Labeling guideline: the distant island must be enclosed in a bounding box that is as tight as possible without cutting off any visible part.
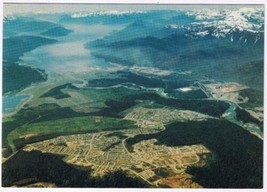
[41,26,73,37]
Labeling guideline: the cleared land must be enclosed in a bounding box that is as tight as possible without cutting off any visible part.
[24,130,212,188]
[198,81,248,103]
[123,106,215,128]
[2,70,263,188]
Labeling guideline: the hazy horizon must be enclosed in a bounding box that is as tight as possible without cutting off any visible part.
[3,3,264,16]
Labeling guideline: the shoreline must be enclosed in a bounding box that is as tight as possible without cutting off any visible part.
[3,94,33,118]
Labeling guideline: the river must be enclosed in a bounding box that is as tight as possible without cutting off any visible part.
[20,23,124,75]
[223,101,263,139]
[3,21,125,114]
[3,94,30,114]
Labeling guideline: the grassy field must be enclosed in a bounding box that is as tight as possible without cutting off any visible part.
[79,86,146,102]
[7,116,137,151]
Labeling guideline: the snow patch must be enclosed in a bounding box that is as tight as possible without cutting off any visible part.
[186,9,222,20]
[167,24,179,29]
[195,30,209,37]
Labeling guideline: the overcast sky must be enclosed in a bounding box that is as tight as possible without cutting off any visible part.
[3,3,264,15]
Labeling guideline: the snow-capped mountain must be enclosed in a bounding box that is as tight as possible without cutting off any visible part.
[71,10,146,18]
[164,7,264,45]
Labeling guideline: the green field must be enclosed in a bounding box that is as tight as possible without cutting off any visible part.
[7,116,137,151]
